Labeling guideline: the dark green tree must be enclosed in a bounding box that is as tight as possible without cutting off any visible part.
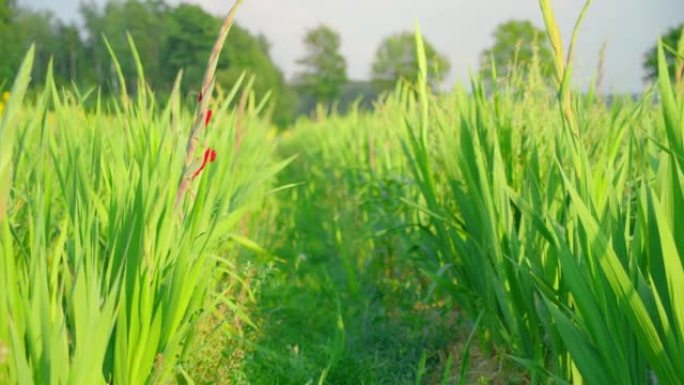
[295,25,348,102]
[162,4,217,90]
[0,0,19,83]
[479,20,553,82]
[80,0,170,92]
[52,23,87,84]
[371,32,449,92]
[164,4,295,126]
[5,9,79,85]
[12,9,57,84]
[643,24,684,82]
[0,2,91,87]
[218,28,297,126]
[0,0,13,22]
[0,0,295,125]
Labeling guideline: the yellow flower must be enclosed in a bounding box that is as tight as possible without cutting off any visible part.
[0,102,4,115]
[1,92,9,102]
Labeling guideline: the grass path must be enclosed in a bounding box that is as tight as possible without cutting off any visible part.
[233,138,515,385]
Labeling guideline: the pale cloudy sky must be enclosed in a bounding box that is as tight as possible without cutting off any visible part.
[18,0,684,93]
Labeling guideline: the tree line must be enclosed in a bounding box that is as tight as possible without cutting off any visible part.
[0,0,681,126]
[0,0,298,125]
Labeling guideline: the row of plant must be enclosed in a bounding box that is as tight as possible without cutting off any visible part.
[258,2,684,383]
[0,2,293,383]
[396,2,684,383]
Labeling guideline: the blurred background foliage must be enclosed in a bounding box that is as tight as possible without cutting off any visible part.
[0,0,681,127]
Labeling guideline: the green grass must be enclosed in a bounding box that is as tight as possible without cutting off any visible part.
[0,41,285,384]
[1,1,684,384]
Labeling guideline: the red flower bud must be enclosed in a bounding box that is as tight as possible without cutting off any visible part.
[191,147,217,180]
[204,109,213,128]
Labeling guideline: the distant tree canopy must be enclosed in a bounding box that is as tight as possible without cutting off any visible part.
[84,1,294,125]
[479,20,553,82]
[0,8,84,86]
[0,0,14,22]
[0,0,19,82]
[371,32,450,92]
[295,25,348,103]
[643,24,684,82]
[0,0,295,126]
[213,15,297,126]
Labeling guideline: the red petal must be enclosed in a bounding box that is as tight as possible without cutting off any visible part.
[204,109,213,127]
[191,149,212,180]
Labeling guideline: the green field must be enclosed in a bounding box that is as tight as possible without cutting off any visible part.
[1,1,684,384]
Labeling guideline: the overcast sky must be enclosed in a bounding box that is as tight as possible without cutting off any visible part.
[18,0,684,93]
